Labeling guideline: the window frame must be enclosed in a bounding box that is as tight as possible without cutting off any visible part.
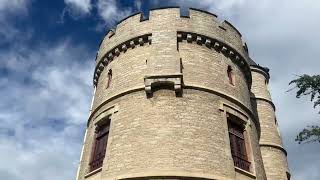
[219,103,255,176]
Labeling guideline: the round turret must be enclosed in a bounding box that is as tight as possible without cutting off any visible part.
[76,7,289,180]
[250,64,290,180]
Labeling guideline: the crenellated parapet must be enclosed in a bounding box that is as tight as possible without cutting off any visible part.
[93,7,252,86]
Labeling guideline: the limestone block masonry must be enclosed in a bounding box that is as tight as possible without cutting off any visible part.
[76,7,290,180]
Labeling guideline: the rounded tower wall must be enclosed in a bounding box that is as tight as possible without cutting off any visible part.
[93,42,151,109]
[260,146,289,180]
[86,90,265,180]
[255,100,282,145]
[250,67,290,180]
[178,40,251,109]
[77,7,275,180]
[250,68,271,101]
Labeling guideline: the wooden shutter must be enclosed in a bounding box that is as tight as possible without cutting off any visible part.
[227,119,250,171]
[89,122,110,172]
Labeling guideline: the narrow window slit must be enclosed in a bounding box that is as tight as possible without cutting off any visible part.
[227,65,234,85]
[106,69,112,89]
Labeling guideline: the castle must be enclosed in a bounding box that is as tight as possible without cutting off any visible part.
[76,8,290,180]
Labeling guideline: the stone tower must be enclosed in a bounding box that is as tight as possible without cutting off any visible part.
[76,7,290,180]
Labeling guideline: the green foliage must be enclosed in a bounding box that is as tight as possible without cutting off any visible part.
[295,126,320,144]
[289,74,320,111]
[289,74,320,144]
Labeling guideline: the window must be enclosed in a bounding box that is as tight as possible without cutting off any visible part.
[89,120,110,172]
[106,69,112,88]
[227,65,234,85]
[227,115,250,171]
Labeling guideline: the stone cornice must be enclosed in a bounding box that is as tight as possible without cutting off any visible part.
[259,142,288,156]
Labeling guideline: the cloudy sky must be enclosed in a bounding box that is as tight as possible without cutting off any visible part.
[0,0,319,180]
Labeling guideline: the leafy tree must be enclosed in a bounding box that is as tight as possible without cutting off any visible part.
[289,74,320,144]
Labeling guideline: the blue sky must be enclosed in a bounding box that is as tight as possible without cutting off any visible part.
[0,0,319,180]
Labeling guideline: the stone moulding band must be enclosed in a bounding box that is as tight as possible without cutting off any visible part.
[88,85,259,133]
[177,31,252,87]
[259,142,288,156]
[93,34,152,86]
[111,170,235,180]
[251,96,276,111]
[88,86,145,126]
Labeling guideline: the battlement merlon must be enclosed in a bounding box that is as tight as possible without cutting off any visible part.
[95,7,250,64]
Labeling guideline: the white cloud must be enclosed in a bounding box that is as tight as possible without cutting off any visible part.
[0,1,319,180]
[64,0,92,14]
[135,0,142,11]
[60,0,92,23]
[97,0,133,25]
[0,0,28,13]
[62,0,134,25]
[0,0,30,44]
[0,39,94,180]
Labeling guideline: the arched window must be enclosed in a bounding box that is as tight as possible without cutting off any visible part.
[227,65,234,85]
[106,69,112,88]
